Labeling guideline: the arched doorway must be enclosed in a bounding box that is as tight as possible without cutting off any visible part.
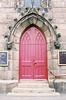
[19,25,48,80]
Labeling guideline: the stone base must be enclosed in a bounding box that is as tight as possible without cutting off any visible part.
[7,80,60,96]
[0,79,66,94]
[0,80,18,93]
[49,79,66,93]
[8,92,60,97]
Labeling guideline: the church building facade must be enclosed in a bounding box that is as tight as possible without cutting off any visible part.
[0,0,66,94]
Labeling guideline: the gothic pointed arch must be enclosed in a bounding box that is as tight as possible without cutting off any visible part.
[9,9,57,44]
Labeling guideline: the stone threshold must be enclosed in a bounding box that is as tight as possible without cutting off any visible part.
[0,80,18,84]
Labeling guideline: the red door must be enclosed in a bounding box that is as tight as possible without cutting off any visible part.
[19,26,48,80]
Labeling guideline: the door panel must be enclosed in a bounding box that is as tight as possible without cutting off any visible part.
[19,26,48,80]
[20,31,33,79]
[33,30,47,79]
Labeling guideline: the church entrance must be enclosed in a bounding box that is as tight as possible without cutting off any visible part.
[19,26,48,80]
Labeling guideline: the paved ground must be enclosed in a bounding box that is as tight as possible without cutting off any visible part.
[0,93,66,100]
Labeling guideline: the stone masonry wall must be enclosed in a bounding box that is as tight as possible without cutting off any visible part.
[51,0,66,77]
[0,0,20,80]
[0,0,66,80]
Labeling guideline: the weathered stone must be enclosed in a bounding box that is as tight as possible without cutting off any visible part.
[1,0,15,8]
[52,50,58,59]
[29,18,35,24]
[17,25,24,34]
[48,60,53,70]
[0,80,18,93]
[0,43,6,50]
[0,8,15,13]
[50,42,55,50]
[32,18,37,24]
[36,20,43,28]
[5,71,13,80]
[0,24,8,35]
[0,67,5,71]
[44,30,51,37]
[60,69,66,74]
[6,83,18,93]
[54,81,64,92]
[0,13,18,24]
[47,43,51,51]
[22,20,30,29]
[48,59,60,71]
[7,60,13,71]
[0,2,2,7]
[53,18,66,24]
[0,83,6,93]
[52,70,59,75]
[59,36,66,42]
[0,13,7,23]
[42,25,48,33]
[13,43,19,51]
[28,17,37,25]
[53,8,66,13]
[8,51,13,60]
[45,12,53,19]
[0,71,5,80]
[13,71,19,80]
[13,60,19,71]
[14,30,21,39]
[4,67,9,71]
[47,51,52,60]
[56,29,66,35]
[57,24,66,30]
[16,0,24,8]
[60,66,66,70]
[53,13,66,18]
[14,37,20,43]
[52,59,60,70]
[52,0,66,8]
[49,79,55,88]
[0,36,8,42]
[48,71,55,79]
[21,0,24,7]
[12,51,19,60]
[63,43,66,49]
[47,37,53,43]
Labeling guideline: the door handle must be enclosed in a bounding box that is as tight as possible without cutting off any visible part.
[34,62,36,64]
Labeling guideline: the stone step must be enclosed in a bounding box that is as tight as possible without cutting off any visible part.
[8,92,60,96]
[7,80,60,97]
[20,80,48,83]
[18,83,49,88]
[12,87,55,93]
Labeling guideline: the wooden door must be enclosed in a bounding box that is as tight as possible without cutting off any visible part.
[19,26,48,80]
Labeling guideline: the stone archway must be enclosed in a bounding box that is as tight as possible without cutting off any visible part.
[8,12,58,80]
[9,13,57,43]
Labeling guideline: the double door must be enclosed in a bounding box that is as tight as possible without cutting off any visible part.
[19,26,47,80]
